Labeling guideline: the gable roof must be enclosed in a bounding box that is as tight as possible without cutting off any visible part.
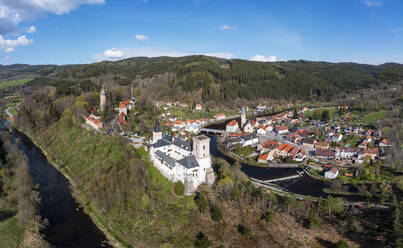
[155,150,176,167]
[178,155,199,169]
[227,119,238,127]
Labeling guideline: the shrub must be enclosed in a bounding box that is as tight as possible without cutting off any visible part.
[194,232,212,248]
[210,205,223,222]
[261,211,274,223]
[174,181,184,196]
[335,240,349,248]
[194,191,208,214]
[237,224,251,237]
[307,214,320,229]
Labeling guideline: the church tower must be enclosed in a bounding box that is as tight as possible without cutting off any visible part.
[241,106,246,127]
[100,88,106,111]
[152,123,162,144]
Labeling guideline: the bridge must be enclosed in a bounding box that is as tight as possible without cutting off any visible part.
[250,170,304,184]
[201,128,226,135]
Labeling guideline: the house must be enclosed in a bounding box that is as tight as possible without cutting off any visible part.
[226,120,239,133]
[118,112,129,125]
[118,103,128,115]
[223,137,241,149]
[365,136,372,143]
[324,167,339,179]
[379,139,391,148]
[276,126,289,134]
[149,127,215,195]
[289,146,300,157]
[241,133,259,146]
[243,121,254,133]
[214,113,226,120]
[257,104,267,111]
[331,133,343,142]
[195,104,202,111]
[335,147,359,160]
[288,133,302,144]
[249,120,258,128]
[257,125,269,135]
[86,114,103,129]
[315,142,329,149]
[302,138,316,148]
[364,148,379,160]
[358,140,368,149]
[258,153,269,164]
[315,149,335,159]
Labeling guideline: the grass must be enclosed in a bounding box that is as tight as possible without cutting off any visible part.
[361,110,387,125]
[0,216,24,248]
[0,79,31,89]
[35,117,196,247]
[234,146,255,157]
[304,107,337,119]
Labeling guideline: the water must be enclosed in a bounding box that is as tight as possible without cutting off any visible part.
[1,120,112,248]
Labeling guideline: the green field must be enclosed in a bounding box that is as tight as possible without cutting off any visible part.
[0,216,24,248]
[361,110,387,125]
[0,79,31,89]
[165,106,238,120]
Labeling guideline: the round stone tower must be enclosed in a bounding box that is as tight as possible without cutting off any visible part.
[100,88,106,111]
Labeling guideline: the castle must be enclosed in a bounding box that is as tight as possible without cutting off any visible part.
[149,124,215,195]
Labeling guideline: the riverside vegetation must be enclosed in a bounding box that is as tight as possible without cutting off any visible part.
[0,130,50,248]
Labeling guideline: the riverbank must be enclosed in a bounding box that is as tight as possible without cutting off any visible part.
[14,126,127,248]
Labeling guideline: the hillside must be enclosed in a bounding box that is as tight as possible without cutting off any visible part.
[2,56,403,105]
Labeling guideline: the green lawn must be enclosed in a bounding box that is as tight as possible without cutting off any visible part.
[234,146,255,157]
[361,110,387,125]
[0,216,24,248]
[0,79,31,89]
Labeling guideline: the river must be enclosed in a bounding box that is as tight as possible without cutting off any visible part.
[0,120,112,248]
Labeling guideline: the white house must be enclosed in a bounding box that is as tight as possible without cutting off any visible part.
[324,167,339,179]
[242,121,254,133]
[332,133,343,142]
[276,126,289,135]
[241,133,259,146]
[86,114,103,130]
[214,113,226,120]
[226,120,239,133]
[149,125,215,195]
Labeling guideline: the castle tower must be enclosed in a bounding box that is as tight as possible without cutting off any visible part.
[100,88,106,111]
[152,123,162,144]
[192,135,210,160]
[241,106,246,127]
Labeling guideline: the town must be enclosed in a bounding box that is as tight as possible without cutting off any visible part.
[80,87,392,194]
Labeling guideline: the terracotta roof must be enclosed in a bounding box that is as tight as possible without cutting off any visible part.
[118,112,129,125]
[119,103,127,108]
[284,144,293,153]
[215,113,225,117]
[259,153,269,161]
[277,143,287,151]
[227,120,238,127]
[277,126,288,131]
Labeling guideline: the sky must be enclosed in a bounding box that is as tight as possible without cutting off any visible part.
[0,0,403,65]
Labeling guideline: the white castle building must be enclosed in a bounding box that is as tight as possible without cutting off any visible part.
[149,124,215,195]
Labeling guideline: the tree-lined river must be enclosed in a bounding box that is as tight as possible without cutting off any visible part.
[1,120,112,248]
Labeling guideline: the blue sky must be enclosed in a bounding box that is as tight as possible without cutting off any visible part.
[0,0,402,65]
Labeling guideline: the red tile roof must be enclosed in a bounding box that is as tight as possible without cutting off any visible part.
[227,120,238,127]
[258,153,269,161]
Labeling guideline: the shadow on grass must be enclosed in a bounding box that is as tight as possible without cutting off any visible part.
[315,237,335,248]
[0,210,16,222]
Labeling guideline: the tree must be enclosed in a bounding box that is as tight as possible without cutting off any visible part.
[307,213,320,229]
[327,196,344,218]
[194,191,208,216]
[261,210,274,223]
[210,204,223,222]
[174,181,184,196]
[335,240,349,248]
[194,232,212,248]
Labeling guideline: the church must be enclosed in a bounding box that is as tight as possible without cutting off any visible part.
[149,124,215,195]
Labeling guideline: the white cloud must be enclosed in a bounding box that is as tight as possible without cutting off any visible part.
[27,25,36,33]
[250,54,276,62]
[219,24,236,30]
[0,0,105,34]
[362,1,383,7]
[0,35,33,52]
[103,48,124,59]
[94,47,234,61]
[135,34,148,41]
